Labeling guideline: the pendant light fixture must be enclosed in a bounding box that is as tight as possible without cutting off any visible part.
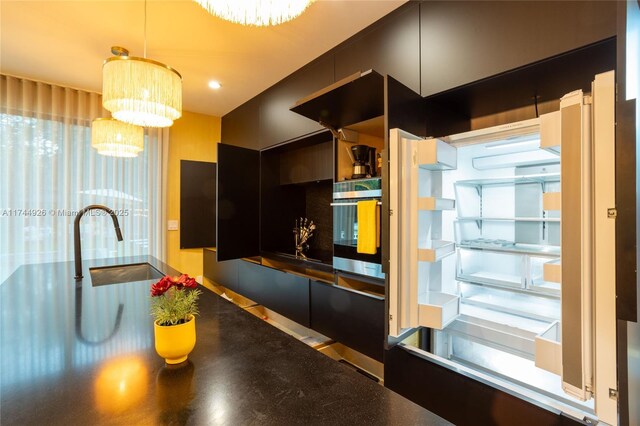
[91,118,144,157]
[102,1,182,127]
[194,0,313,26]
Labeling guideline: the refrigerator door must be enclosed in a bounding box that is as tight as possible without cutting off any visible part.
[389,129,421,337]
[591,71,617,426]
[389,129,460,338]
[558,71,618,424]
[559,88,593,401]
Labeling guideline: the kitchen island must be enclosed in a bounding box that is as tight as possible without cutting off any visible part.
[0,256,449,425]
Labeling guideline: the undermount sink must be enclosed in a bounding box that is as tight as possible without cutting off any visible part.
[89,263,164,286]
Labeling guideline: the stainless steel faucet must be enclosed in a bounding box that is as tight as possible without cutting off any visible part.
[74,205,123,279]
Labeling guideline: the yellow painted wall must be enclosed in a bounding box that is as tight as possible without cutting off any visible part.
[167,110,221,279]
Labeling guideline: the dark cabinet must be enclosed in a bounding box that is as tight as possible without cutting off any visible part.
[260,131,334,261]
[221,97,260,149]
[238,261,310,327]
[419,1,617,97]
[277,134,333,185]
[334,3,420,95]
[203,248,239,293]
[259,56,334,149]
[216,144,260,261]
[310,280,385,362]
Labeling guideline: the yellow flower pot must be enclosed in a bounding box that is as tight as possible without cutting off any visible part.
[153,315,196,364]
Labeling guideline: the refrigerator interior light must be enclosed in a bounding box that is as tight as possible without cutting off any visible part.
[485,138,540,150]
[444,117,540,147]
[472,149,559,170]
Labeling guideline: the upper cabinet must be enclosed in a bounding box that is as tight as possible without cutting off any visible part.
[221,97,260,150]
[259,56,334,149]
[334,2,420,94]
[420,1,617,97]
[290,70,384,130]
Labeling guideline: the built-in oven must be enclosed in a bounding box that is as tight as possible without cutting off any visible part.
[331,177,384,279]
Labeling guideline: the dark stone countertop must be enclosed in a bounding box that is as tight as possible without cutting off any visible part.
[0,256,449,425]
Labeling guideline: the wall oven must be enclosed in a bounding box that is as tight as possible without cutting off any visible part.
[331,177,384,279]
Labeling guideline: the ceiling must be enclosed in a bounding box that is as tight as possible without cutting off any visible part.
[0,0,405,117]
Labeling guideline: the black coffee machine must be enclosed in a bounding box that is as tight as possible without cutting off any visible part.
[351,145,377,179]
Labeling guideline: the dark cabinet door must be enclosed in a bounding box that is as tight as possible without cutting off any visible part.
[278,137,333,185]
[238,261,310,327]
[310,280,385,361]
[203,249,239,293]
[221,97,260,150]
[420,1,616,97]
[259,56,334,149]
[180,160,216,249]
[334,3,420,95]
[216,144,260,261]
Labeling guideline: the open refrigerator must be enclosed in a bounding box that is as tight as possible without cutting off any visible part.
[389,71,618,424]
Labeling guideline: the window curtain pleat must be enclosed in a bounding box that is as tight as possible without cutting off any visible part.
[0,74,167,284]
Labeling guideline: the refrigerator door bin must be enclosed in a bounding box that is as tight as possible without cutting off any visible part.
[417,138,457,170]
[418,197,455,211]
[535,321,562,375]
[418,240,455,262]
[417,291,460,330]
[540,110,561,154]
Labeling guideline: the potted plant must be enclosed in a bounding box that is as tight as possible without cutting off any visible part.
[150,274,201,364]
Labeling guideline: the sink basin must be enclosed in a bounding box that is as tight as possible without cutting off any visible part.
[89,263,164,286]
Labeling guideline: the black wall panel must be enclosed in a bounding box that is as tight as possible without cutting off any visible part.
[180,160,216,249]
[420,1,617,97]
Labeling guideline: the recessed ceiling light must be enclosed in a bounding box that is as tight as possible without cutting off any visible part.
[208,81,221,89]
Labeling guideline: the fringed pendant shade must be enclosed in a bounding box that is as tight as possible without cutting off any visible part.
[102,56,182,128]
[194,0,313,26]
[91,118,144,157]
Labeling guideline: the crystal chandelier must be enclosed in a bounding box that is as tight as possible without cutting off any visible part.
[91,118,144,157]
[194,0,313,26]
[102,46,182,128]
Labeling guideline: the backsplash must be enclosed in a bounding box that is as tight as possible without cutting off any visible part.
[305,181,333,256]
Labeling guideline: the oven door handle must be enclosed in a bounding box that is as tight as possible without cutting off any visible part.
[330,201,382,206]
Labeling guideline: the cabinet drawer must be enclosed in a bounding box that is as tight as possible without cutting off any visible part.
[238,261,310,327]
[203,249,239,292]
[310,280,384,361]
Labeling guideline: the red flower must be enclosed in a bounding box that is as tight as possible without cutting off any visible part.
[176,274,198,289]
[151,276,174,296]
[150,274,198,296]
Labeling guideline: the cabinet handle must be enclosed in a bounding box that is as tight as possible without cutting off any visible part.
[330,202,382,207]
[332,283,385,300]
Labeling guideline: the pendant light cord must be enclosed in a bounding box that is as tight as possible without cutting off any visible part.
[143,0,147,58]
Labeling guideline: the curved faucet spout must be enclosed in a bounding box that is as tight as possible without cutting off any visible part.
[74,204,124,280]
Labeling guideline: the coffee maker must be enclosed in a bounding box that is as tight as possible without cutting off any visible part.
[351,145,377,179]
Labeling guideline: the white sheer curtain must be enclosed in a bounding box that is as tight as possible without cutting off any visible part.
[0,75,167,283]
